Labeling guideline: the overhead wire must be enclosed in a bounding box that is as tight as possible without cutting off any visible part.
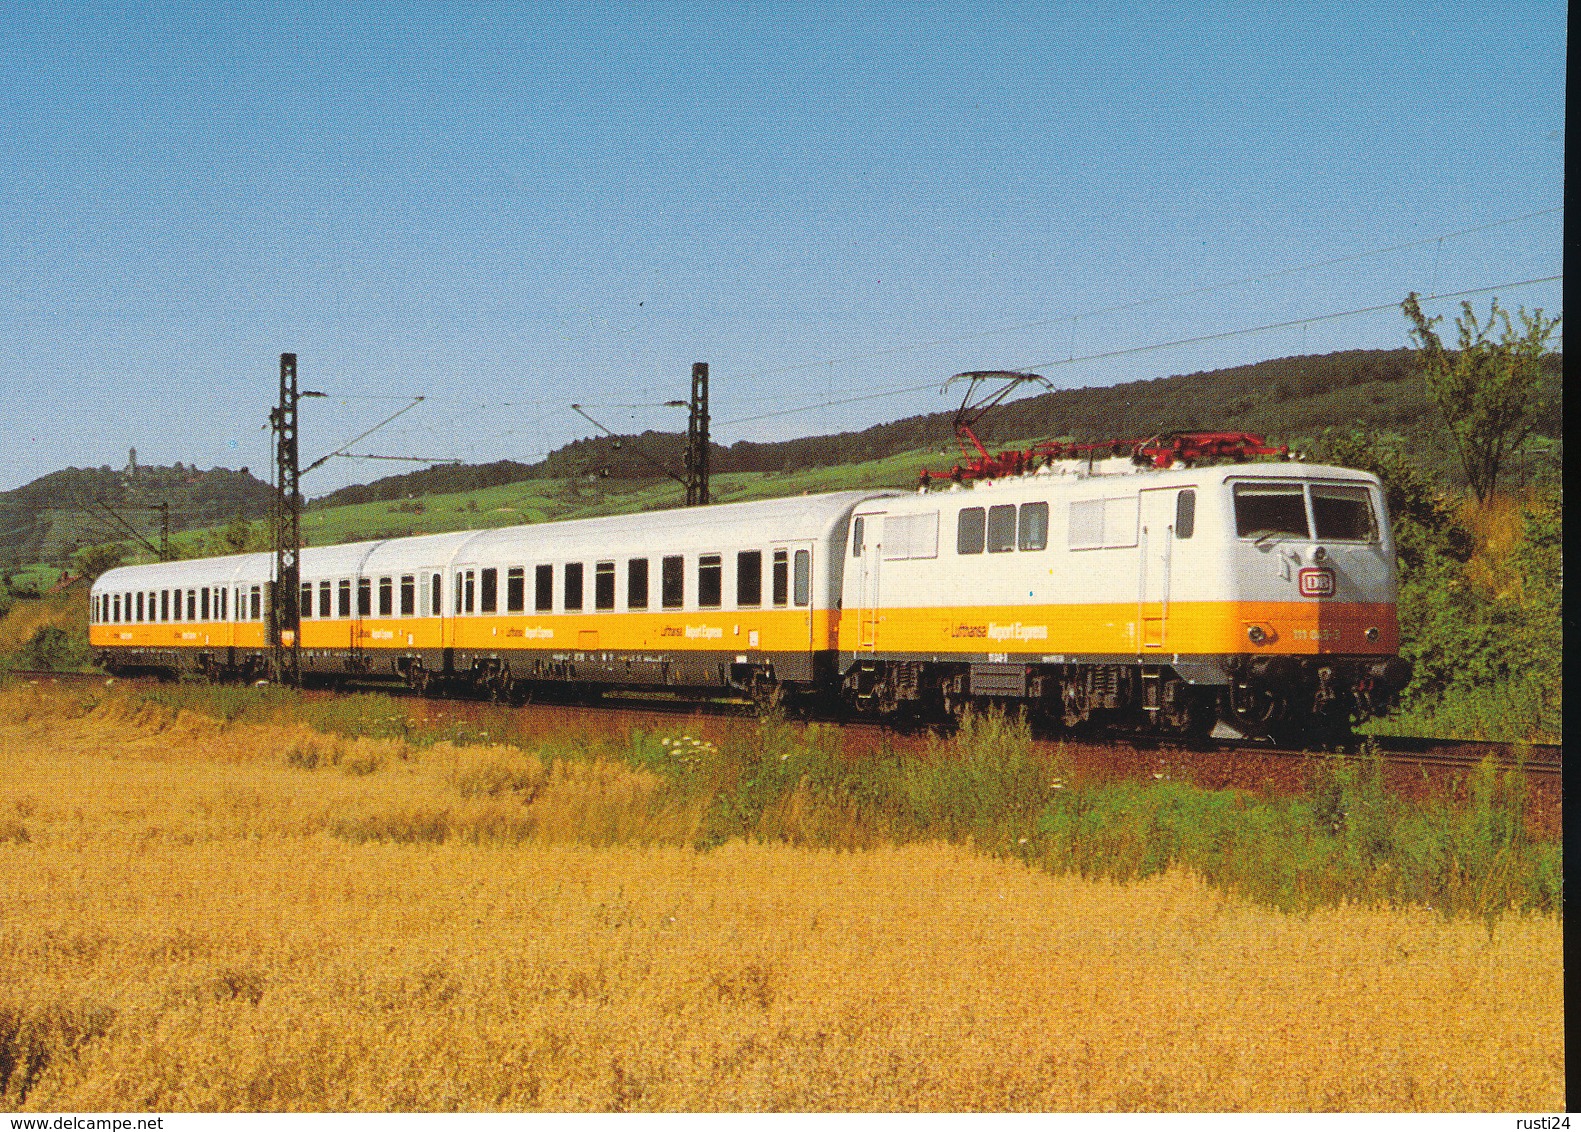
[724,205,1564,385]
[719,274,1563,427]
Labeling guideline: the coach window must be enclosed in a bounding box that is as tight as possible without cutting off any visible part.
[737,550,762,607]
[158,590,167,621]
[171,588,182,621]
[455,570,475,615]
[535,565,553,613]
[478,568,496,614]
[594,561,616,610]
[134,592,144,621]
[772,550,789,606]
[793,550,811,607]
[356,578,371,618]
[218,587,227,621]
[851,517,863,558]
[446,573,464,616]
[1018,502,1050,551]
[506,568,524,613]
[338,579,352,618]
[698,554,722,609]
[1175,491,1196,539]
[318,580,331,618]
[661,555,684,609]
[299,583,312,618]
[627,558,649,610]
[431,573,443,617]
[110,594,119,622]
[187,589,197,620]
[250,585,262,621]
[201,588,211,620]
[378,577,393,617]
[957,507,986,555]
[401,575,416,616]
[987,505,1016,552]
[564,563,584,611]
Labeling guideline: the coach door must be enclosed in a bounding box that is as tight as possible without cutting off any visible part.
[1138,489,1178,651]
[852,512,885,650]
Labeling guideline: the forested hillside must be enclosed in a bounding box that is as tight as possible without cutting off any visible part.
[0,464,272,570]
[312,347,1563,509]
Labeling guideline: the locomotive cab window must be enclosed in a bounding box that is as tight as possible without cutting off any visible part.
[1175,490,1196,539]
[1234,483,1309,540]
[1312,484,1378,542]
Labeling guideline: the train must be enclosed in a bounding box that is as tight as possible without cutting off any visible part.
[88,434,1412,740]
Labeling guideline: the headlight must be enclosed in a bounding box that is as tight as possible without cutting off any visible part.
[1365,627,1380,642]
[1247,625,1268,644]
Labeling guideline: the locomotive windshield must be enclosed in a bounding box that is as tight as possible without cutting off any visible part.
[1234,481,1379,543]
[1311,484,1378,542]
[1234,483,1308,539]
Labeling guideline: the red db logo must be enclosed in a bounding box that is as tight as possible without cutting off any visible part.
[1299,568,1335,597]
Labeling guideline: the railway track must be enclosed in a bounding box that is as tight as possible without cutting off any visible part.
[2,667,1561,777]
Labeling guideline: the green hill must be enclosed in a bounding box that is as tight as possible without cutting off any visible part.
[0,463,273,572]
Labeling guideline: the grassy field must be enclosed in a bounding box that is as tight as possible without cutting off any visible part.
[0,682,1563,1111]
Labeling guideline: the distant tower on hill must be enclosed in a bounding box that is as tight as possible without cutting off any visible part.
[127,447,138,479]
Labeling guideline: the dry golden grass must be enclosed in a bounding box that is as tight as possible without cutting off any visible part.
[0,684,1563,1111]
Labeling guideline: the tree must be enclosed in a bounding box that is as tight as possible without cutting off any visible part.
[1402,293,1561,503]
[73,542,124,582]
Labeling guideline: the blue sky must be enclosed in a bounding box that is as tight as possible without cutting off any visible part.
[0,1,1565,495]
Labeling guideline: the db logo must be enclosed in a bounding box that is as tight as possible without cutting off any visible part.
[1299,568,1336,597]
